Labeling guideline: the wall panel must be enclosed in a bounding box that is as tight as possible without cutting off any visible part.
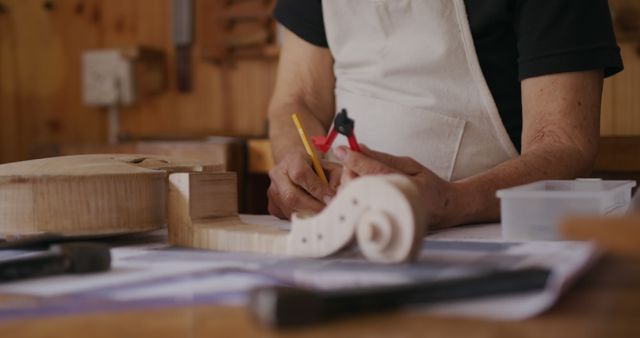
[0,0,277,164]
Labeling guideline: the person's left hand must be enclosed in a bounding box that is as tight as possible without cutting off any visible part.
[333,145,458,229]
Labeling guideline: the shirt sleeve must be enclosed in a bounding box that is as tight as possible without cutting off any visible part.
[273,0,329,48]
[515,0,623,79]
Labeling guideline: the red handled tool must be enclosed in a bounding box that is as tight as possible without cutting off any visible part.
[312,109,361,153]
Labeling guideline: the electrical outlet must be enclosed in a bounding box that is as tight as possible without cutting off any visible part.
[82,49,135,107]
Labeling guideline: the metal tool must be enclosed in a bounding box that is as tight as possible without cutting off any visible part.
[312,109,361,153]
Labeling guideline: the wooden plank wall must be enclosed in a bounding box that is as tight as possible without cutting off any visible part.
[601,42,640,136]
[0,0,277,164]
[602,0,640,136]
[0,0,638,165]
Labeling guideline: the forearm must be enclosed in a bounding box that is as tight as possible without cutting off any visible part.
[265,28,339,218]
[439,70,603,228]
[267,28,335,164]
[269,102,330,163]
[446,143,596,227]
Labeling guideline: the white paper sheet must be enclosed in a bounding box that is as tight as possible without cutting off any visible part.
[0,215,599,321]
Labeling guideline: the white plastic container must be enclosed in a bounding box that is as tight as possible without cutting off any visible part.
[497,179,637,241]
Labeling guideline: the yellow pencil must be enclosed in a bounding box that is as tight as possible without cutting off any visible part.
[291,113,329,185]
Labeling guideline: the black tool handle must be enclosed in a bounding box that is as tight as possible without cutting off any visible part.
[334,109,355,136]
[249,268,551,328]
[0,252,67,282]
[0,242,111,283]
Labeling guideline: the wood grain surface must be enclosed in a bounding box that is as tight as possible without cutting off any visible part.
[601,42,640,136]
[0,154,222,238]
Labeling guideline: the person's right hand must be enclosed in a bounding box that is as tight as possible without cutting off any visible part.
[267,151,340,219]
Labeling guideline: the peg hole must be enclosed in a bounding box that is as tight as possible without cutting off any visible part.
[339,215,345,222]
[352,199,358,206]
[317,234,323,240]
[301,237,307,243]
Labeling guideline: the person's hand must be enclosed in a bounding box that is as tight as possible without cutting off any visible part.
[267,151,342,219]
[333,145,457,228]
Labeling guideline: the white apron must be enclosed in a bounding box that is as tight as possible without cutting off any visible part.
[323,0,519,181]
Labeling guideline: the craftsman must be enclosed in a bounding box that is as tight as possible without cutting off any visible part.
[267,0,623,228]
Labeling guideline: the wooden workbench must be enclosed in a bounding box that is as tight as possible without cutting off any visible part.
[0,255,638,338]
[1,137,637,337]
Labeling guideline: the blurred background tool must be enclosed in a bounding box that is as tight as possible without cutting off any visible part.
[0,242,111,283]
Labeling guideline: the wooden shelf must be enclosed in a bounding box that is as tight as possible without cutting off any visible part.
[197,0,278,63]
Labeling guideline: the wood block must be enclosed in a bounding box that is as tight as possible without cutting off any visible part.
[168,173,426,263]
[0,154,222,238]
[45,138,250,211]
[169,171,286,252]
[247,138,273,174]
[561,214,640,259]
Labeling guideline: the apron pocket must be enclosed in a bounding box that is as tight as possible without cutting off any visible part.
[334,89,466,181]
